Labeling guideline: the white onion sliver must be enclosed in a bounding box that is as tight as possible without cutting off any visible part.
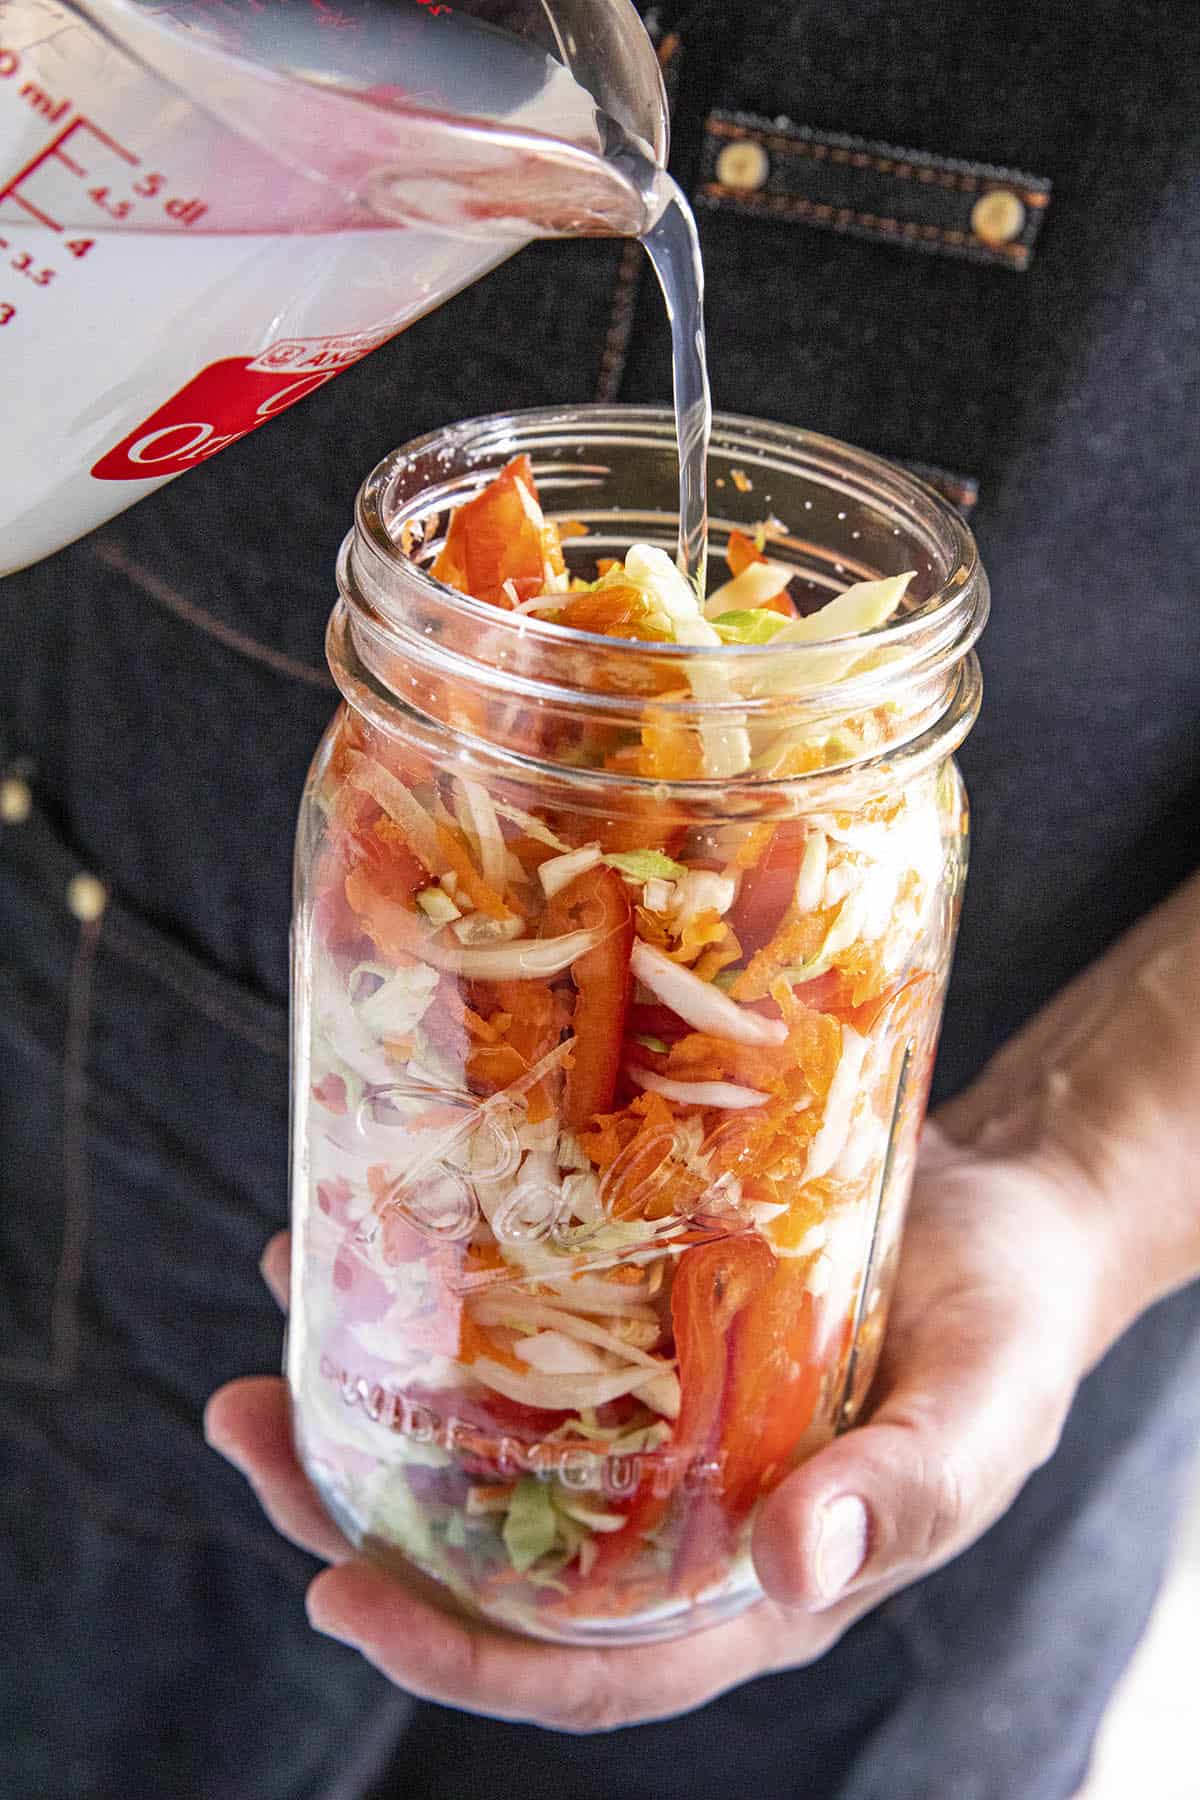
[631,941,787,1047]
[473,1296,664,1369]
[349,754,440,872]
[538,844,603,899]
[459,779,507,893]
[629,1066,769,1109]
[489,799,571,852]
[670,870,736,923]
[793,827,828,914]
[523,1277,656,1320]
[418,926,601,979]
[450,912,523,946]
[703,559,794,618]
[513,1331,612,1375]
[805,1024,869,1179]
[636,1369,681,1419]
[468,1356,668,1411]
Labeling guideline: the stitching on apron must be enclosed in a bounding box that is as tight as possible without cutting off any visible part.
[698,111,1051,270]
[697,184,1032,266]
[90,540,335,691]
[102,911,289,1062]
[0,912,97,1389]
[705,114,1051,202]
[594,239,646,403]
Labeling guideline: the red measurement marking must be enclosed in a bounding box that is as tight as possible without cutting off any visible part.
[90,355,353,480]
[0,115,138,231]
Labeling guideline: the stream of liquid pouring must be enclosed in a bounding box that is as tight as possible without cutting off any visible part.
[641,169,712,595]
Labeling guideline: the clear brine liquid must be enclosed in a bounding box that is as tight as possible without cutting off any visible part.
[641,170,711,591]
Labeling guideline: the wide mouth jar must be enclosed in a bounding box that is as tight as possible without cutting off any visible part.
[331,405,987,820]
[294,407,987,1648]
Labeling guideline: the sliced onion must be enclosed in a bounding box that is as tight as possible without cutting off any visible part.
[468,1356,669,1411]
[459,779,507,893]
[636,1369,681,1419]
[375,902,601,979]
[793,827,828,914]
[489,799,571,853]
[703,559,795,617]
[643,877,675,913]
[524,1276,656,1320]
[473,1296,665,1369]
[348,754,440,873]
[628,1066,770,1110]
[513,1330,612,1375]
[538,844,603,899]
[670,870,736,924]
[450,912,524,946]
[805,1024,869,1179]
[631,941,788,1047]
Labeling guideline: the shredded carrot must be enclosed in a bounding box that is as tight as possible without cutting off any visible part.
[730,910,832,1000]
[457,1312,528,1374]
[434,822,512,920]
[463,1007,512,1043]
[725,526,764,577]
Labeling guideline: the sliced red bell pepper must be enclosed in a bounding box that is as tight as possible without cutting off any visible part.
[718,1257,823,1520]
[729,822,809,960]
[543,865,633,1130]
[431,453,564,608]
[568,1233,775,1604]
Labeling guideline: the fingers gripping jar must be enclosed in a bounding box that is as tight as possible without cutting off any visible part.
[288,407,987,1645]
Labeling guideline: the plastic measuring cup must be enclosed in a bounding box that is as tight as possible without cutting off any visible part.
[0,0,668,573]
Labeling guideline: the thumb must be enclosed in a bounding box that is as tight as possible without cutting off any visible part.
[750,1287,1074,1612]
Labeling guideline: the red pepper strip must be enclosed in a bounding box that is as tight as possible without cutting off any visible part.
[431,453,563,608]
[567,1234,775,1604]
[728,822,809,960]
[665,1235,780,1589]
[718,1258,823,1521]
[543,865,633,1130]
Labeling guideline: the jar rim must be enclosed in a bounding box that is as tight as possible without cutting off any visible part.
[335,405,987,804]
[347,404,983,675]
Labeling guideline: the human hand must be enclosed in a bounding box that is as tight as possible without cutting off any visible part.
[205,1121,1121,1731]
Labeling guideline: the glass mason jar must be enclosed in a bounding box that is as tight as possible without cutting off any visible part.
[288,406,987,1646]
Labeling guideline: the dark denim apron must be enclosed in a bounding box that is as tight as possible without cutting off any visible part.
[2,1,1198,1794]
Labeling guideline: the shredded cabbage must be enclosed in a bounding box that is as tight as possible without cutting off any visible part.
[703,561,795,619]
[605,849,688,883]
[709,608,789,644]
[502,1477,559,1573]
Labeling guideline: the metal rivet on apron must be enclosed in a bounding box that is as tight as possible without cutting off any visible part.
[0,776,32,824]
[970,188,1026,247]
[67,872,108,924]
[715,139,770,192]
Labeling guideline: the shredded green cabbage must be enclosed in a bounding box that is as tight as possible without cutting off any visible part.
[605,850,688,882]
[709,608,790,645]
[502,1477,559,1573]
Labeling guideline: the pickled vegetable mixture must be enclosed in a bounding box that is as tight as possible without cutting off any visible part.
[297,456,957,1636]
